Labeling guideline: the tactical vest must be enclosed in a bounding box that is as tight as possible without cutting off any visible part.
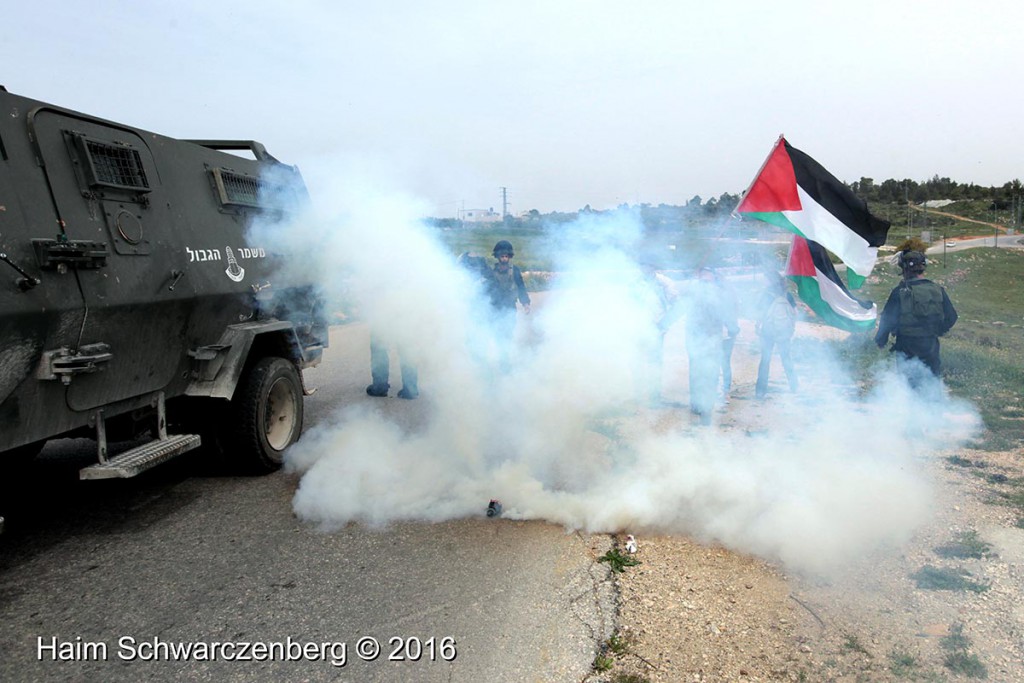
[490,266,517,308]
[897,280,945,337]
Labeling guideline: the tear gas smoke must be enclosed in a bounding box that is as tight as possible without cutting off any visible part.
[250,175,980,576]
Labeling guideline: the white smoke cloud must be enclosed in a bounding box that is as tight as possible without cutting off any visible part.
[249,175,981,576]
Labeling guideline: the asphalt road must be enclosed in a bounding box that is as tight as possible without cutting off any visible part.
[0,323,614,682]
[928,234,1024,253]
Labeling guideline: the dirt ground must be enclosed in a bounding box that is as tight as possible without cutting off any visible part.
[589,322,1024,682]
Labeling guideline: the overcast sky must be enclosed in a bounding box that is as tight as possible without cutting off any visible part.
[4,1,1022,215]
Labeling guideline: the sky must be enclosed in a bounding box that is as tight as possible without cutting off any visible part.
[4,0,1022,215]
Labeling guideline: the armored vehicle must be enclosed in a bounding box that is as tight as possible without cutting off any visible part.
[0,86,327,488]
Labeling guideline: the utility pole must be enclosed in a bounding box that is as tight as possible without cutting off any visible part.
[905,183,912,239]
[500,187,509,218]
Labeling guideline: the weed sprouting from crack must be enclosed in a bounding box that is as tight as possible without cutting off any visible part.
[598,548,641,573]
[592,652,614,672]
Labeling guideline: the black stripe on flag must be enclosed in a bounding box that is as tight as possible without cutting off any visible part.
[805,238,875,310]
[785,141,891,248]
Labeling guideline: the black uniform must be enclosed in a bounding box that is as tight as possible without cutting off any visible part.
[875,277,957,375]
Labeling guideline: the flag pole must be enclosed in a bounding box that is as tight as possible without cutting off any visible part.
[731,133,786,219]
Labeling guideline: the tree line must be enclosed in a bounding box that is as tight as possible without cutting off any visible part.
[850,175,1022,207]
[428,176,1023,229]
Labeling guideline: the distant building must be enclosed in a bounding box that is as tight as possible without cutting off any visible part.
[921,199,956,208]
[461,208,501,223]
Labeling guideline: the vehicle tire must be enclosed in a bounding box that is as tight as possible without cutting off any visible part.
[227,356,304,474]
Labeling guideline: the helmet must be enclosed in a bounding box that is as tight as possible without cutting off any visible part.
[898,250,927,273]
[493,240,514,257]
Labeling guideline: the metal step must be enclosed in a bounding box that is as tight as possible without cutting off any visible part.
[79,434,201,480]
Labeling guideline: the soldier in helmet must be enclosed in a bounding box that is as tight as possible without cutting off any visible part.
[874,250,957,376]
[486,240,530,368]
[487,240,531,314]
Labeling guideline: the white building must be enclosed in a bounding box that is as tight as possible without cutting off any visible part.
[461,208,501,223]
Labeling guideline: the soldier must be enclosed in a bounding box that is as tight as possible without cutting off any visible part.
[487,240,531,317]
[875,250,957,376]
[486,240,530,368]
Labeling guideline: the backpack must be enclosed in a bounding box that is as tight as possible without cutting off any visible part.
[762,294,796,339]
[897,280,945,336]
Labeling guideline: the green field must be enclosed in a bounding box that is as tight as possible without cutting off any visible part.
[907,249,1022,449]
[833,248,1024,449]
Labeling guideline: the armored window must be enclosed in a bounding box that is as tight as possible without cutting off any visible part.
[75,137,151,192]
[211,167,293,210]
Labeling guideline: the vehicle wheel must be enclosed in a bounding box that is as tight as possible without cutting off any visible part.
[227,356,304,474]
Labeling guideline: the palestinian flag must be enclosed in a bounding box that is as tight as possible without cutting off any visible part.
[785,235,877,333]
[736,136,890,288]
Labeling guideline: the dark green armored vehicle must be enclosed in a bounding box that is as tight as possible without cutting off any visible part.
[0,86,327,488]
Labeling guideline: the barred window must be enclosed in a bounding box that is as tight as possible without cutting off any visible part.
[82,139,150,190]
[211,167,293,210]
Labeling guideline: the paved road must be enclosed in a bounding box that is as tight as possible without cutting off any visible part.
[0,324,614,682]
[928,234,1024,254]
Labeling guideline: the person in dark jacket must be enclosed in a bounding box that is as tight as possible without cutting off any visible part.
[486,240,530,367]
[875,250,957,376]
[487,240,531,316]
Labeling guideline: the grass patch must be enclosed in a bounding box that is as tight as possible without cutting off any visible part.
[940,623,988,679]
[606,631,632,656]
[934,531,995,559]
[598,549,641,573]
[940,623,971,652]
[946,454,985,469]
[888,648,919,677]
[591,632,649,681]
[437,224,554,272]
[910,565,990,593]
[842,633,870,655]
[998,486,1024,512]
[856,248,1024,450]
[944,650,988,679]
[593,652,614,672]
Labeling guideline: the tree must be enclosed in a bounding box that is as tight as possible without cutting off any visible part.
[852,177,875,199]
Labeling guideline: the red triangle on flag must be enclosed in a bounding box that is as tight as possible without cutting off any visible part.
[785,235,816,278]
[737,140,802,213]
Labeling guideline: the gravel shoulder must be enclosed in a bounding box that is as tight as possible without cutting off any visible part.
[590,323,1024,682]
